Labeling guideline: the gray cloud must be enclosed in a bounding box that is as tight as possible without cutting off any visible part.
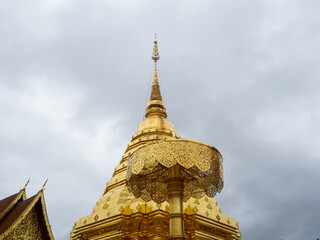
[1,0,319,239]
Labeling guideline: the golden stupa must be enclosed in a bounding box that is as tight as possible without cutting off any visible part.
[70,36,241,240]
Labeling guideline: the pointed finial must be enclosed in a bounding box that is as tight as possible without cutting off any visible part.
[41,178,48,191]
[149,35,162,101]
[145,35,167,118]
[23,178,30,190]
[152,33,160,62]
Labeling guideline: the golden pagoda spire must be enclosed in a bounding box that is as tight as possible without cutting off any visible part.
[145,34,167,118]
[71,37,241,240]
[150,33,161,101]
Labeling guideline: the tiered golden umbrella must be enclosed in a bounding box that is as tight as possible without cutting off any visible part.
[126,139,224,240]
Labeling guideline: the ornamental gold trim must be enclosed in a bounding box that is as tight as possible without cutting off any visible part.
[127,139,223,204]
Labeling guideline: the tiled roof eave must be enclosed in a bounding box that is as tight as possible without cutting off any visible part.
[0,190,26,221]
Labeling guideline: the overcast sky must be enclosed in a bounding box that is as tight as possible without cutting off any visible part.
[1,0,320,239]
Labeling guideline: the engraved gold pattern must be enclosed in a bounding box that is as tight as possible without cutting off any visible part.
[127,139,223,204]
[4,208,42,240]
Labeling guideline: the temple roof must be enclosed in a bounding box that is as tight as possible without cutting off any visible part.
[0,193,23,218]
[0,195,35,234]
[0,187,26,221]
[0,183,54,239]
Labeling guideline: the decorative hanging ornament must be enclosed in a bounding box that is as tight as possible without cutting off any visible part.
[126,139,224,204]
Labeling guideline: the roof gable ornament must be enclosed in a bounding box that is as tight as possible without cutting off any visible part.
[23,179,30,190]
[41,178,48,192]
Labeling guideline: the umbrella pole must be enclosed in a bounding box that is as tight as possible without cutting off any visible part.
[167,164,185,240]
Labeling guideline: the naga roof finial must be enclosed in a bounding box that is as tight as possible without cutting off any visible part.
[23,178,30,190]
[41,178,48,191]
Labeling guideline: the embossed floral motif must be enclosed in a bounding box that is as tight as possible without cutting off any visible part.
[127,139,223,204]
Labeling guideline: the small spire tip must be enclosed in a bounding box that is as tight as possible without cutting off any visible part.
[152,34,160,62]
